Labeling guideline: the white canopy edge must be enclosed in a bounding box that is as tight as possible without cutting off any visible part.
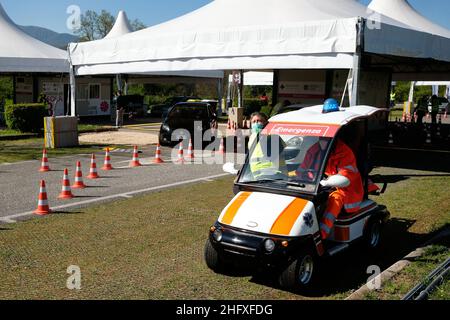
[74,53,355,76]
[368,0,450,39]
[364,23,450,62]
[70,18,358,68]
[0,57,68,73]
[0,3,68,73]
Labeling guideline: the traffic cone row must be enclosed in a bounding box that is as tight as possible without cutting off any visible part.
[39,149,50,172]
[102,148,113,170]
[87,154,100,179]
[217,137,225,154]
[177,141,185,163]
[186,139,195,160]
[58,169,74,200]
[153,144,164,164]
[34,180,52,215]
[130,146,142,167]
[72,161,87,189]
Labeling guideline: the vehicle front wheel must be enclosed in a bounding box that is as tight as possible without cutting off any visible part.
[279,252,315,291]
[364,219,382,250]
[204,239,226,272]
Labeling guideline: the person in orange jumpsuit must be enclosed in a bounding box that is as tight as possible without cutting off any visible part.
[320,139,364,240]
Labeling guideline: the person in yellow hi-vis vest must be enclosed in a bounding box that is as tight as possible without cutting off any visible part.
[250,135,288,180]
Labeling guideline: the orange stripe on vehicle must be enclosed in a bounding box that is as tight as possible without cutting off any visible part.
[334,226,350,241]
[221,192,252,225]
[270,198,308,236]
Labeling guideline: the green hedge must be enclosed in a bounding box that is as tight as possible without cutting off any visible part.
[5,103,48,133]
[243,99,267,116]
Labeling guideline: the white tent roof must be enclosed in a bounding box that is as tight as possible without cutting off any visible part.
[104,11,133,39]
[0,3,68,73]
[68,0,450,76]
[368,0,450,39]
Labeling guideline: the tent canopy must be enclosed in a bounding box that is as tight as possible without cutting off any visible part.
[71,0,450,76]
[368,0,450,38]
[0,3,68,73]
[104,11,133,39]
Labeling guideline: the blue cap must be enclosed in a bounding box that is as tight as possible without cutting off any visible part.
[323,98,340,114]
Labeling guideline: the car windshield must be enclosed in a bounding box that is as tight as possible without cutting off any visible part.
[238,127,334,193]
[169,105,208,119]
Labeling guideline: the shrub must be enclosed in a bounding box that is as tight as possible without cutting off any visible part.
[5,103,48,133]
[243,99,266,116]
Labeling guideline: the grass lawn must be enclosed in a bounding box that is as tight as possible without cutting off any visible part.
[0,165,449,300]
[363,245,449,300]
[0,124,112,137]
[0,138,109,164]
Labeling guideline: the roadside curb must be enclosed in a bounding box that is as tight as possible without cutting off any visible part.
[346,227,450,300]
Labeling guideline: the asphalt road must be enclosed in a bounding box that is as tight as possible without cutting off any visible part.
[0,145,233,222]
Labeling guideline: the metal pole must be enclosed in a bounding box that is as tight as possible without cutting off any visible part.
[69,65,76,116]
[217,77,223,117]
[351,18,365,107]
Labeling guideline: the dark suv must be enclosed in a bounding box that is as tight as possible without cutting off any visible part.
[149,96,200,118]
[159,102,217,146]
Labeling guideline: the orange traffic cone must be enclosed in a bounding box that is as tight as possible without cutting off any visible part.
[87,154,100,179]
[130,146,142,167]
[72,161,87,189]
[39,149,50,172]
[176,141,185,163]
[186,139,195,160]
[34,180,51,215]
[58,169,74,200]
[153,144,165,164]
[102,148,113,171]
[217,137,225,154]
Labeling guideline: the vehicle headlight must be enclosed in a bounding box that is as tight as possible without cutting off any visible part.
[212,229,223,242]
[161,124,171,132]
[264,239,276,253]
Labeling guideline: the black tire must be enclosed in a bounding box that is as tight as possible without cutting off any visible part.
[279,252,315,291]
[204,239,224,272]
[364,219,382,250]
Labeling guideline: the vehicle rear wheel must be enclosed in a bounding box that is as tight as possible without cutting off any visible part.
[204,239,225,272]
[279,252,315,291]
[364,219,382,249]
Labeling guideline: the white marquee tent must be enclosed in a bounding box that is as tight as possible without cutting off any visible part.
[68,0,450,76]
[104,11,133,39]
[368,0,450,39]
[67,0,450,114]
[0,3,68,73]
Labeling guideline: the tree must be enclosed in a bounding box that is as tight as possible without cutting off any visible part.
[96,10,115,38]
[131,19,147,31]
[75,10,146,42]
[75,10,98,42]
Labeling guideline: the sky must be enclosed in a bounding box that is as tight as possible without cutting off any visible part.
[1,0,449,35]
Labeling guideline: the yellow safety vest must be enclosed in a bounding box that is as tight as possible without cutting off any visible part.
[250,141,287,178]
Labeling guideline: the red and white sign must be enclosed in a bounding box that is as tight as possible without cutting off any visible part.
[263,123,339,138]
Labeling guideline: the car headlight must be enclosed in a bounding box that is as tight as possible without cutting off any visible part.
[212,229,223,242]
[161,124,171,132]
[264,239,276,253]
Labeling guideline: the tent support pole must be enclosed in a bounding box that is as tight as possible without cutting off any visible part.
[272,70,279,106]
[351,18,365,107]
[69,65,76,117]
[12,75,16,104]
[217,78,223,116]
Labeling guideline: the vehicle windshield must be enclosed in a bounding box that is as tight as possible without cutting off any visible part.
[168,105,208,119]
[238,124,334,193]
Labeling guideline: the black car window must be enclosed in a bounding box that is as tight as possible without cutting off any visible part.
[169,105,208,119]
